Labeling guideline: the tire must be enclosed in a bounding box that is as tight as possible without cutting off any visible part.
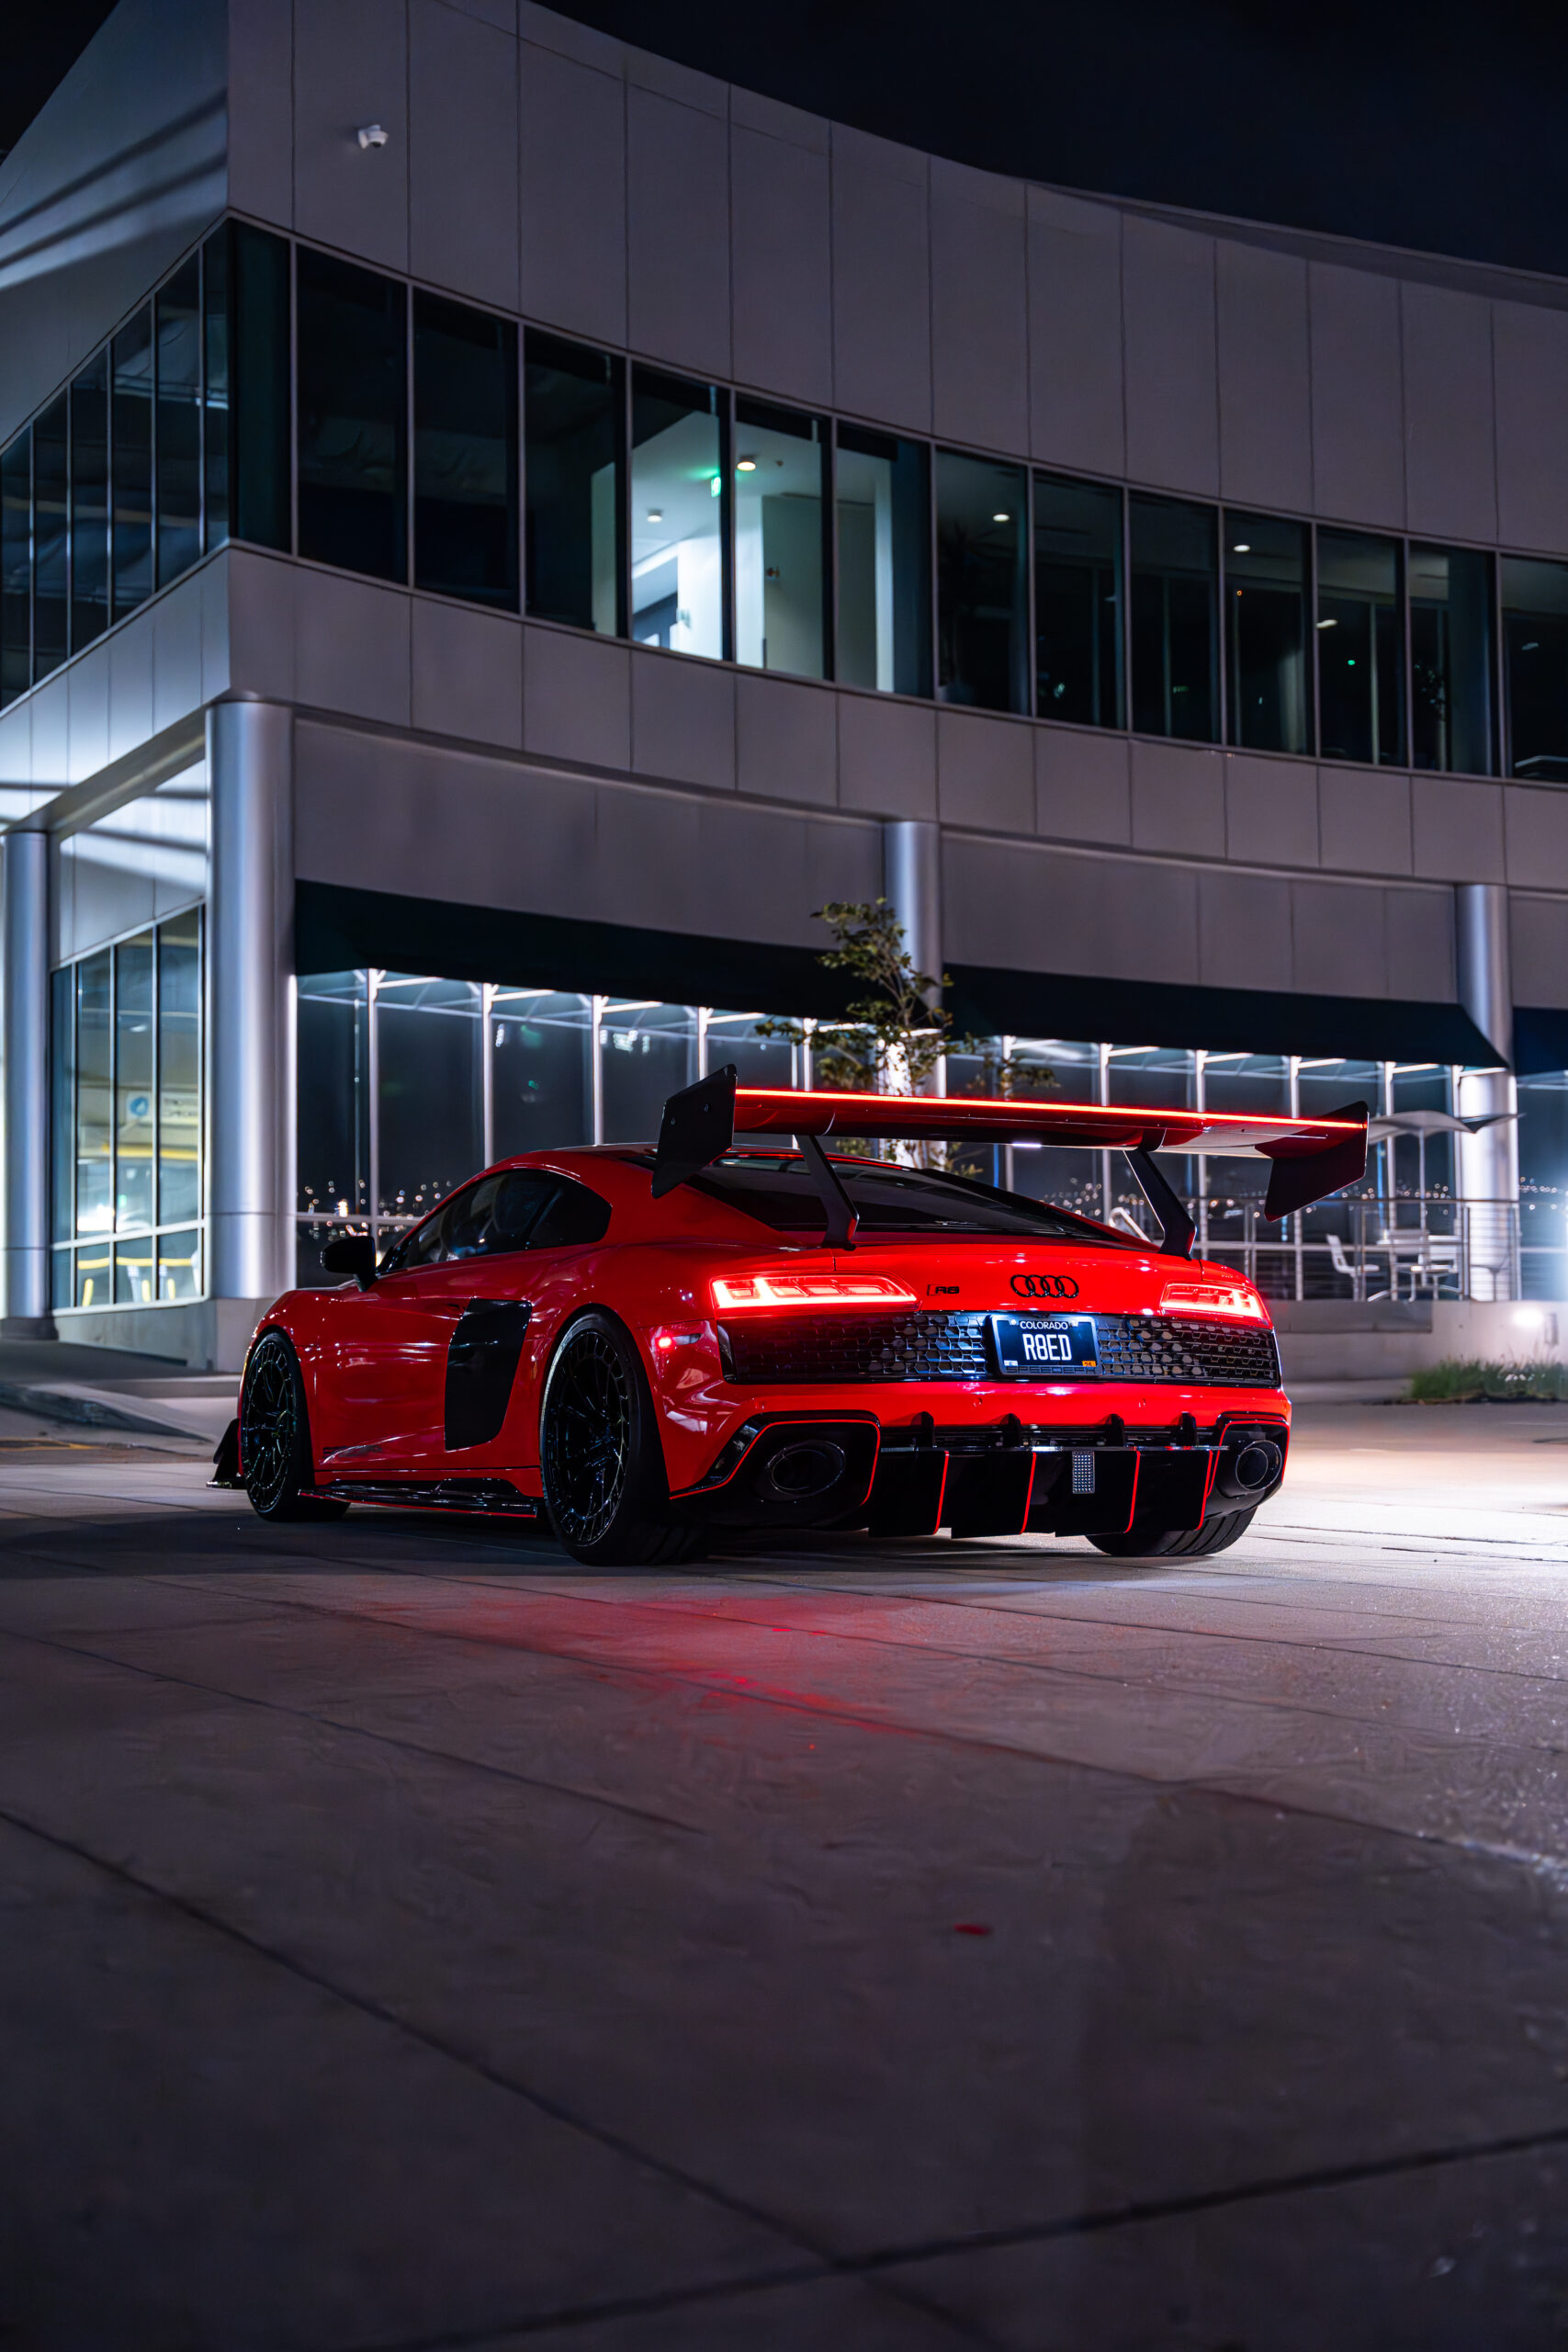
[539,1311,708,1567]
[240,1330,350,1523]
[1088,1505,1256,1560]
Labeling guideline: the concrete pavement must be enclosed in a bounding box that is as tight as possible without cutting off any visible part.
[3,1403,1568,2346]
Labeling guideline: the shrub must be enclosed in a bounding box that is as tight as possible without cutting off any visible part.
[1409,1357,1568,1402]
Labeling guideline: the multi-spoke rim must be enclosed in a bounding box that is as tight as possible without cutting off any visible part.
[243,1335,297,1511]
[543,1327,632,1545]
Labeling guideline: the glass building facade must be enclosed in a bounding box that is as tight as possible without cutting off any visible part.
[292,970,1568,1305]
[6,217,1568,786]
[8,217,1568,1327]
[50,911,204,1310]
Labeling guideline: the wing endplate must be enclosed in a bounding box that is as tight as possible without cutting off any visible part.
[1260,1100,1370,1221]
[651,1065,739,1196]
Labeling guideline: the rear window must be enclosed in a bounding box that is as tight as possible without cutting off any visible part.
[682,1154,1137,1244]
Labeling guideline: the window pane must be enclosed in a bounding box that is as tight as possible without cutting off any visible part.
[231,224,290,551]
[491,989,592,1157]
[32,395,67,682]
[70,355,109,651]
[115,1236,155,1305]
[76,952,113,1240]
[630,368,724,659]
[156,256,201,587]
[376,976,482,1221]
[1033,472,1122,727]
[1130,494,1218,741]
[1224,512,1308,753]
[158,1227,201,1301]
[298,970,369,1219]
[1,429,28,707]
[75,1236,111,1308]
[601,1001,697,1143]
[703,1011,799,1091]
[835,424,931,696]
[157,912,201,1227]
[1502,556,1568,783]
[1410,545,1494,775]
[524,332,622,634]
[297,249,408,582]
[112,308,154,619]
[414,291,517,609]
[734,397,825,680]
[202,229,230,549]
[115,933,155,1231]
[51,967,73,1243]
[935,450,1027,713]
[1316,528,1403,765]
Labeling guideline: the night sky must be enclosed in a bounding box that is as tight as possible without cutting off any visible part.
[6,0,1568,278]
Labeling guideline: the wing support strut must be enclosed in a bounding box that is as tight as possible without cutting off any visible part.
[796,1131,858,1250]
[1124,1147,1195,1261]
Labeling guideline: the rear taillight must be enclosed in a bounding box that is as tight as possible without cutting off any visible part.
[711,1271,917,1312]
[1158,1278,1269,1321]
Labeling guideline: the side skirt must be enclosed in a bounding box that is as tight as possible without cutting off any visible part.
[314,1476,541,1519]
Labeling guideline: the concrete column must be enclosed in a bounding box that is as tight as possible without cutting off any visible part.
[2,825,56,1336]
[882,819,943,1125]
[1454,882,1519,1301]
[208,700,294,1306]
[882,820,942,1002]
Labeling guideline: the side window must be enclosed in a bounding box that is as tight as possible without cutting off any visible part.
[443,1173,506,1260]
[388,1193,459,1272]
[528,1177,611,1249]
[480,1169,559,1254]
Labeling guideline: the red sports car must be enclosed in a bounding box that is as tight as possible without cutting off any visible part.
[222,1072,1367,1564]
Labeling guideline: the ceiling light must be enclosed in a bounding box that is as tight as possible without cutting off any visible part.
[646,508,662,522]
[1232,542,1250,553]
[992,511,1010,523]
[737,457,758,471]
[1315,616,1337,628]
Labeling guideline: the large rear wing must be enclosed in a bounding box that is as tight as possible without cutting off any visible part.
[651,1067,1368,1248]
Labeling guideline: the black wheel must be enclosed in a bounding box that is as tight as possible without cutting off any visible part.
[240,1330,349,1522]
[1088,1505,1257,1560]
[539,1312,707,1566]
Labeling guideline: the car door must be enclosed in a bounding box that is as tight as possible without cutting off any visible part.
[315,1170,564,1476]
[312,1189,469,1473]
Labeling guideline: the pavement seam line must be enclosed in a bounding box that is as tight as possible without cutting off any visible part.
[0,1619,709,1838]
[87,1572,1554,1867]
[0,1799,999,2351]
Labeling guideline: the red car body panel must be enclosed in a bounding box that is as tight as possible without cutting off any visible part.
[248,1143,1292,1541]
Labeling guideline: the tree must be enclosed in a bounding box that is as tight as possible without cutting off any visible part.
[757,900,1054,1164]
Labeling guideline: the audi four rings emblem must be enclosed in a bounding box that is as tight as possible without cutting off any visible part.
[1011,1273,1079,1300]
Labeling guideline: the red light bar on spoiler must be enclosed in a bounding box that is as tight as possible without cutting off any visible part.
[651,1069,1368,1224]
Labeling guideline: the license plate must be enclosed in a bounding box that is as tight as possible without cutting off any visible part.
[987,1314,1100,1377]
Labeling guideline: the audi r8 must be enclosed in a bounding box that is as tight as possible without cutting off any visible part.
[220,1071,1368,1565]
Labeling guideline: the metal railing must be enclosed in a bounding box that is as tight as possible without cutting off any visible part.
[1182,1193,1523,1303]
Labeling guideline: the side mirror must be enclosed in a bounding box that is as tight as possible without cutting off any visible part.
[321,1234,378,1289]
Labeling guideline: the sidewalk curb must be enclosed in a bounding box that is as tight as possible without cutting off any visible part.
[0,1381,210,1440]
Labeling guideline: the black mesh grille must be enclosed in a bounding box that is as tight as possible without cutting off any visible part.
[1092,1317,1280,1385]
[719,1310,1280,1388]
[721,1311,991,1385]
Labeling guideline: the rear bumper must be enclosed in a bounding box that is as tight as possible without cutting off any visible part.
[669,1396,1290,1540]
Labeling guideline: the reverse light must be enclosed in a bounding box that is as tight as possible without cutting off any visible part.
[711,1271,918,1312]
[1159,1278,1269,1322]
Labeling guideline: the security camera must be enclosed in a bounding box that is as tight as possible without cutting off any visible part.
[356,123,389,149]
